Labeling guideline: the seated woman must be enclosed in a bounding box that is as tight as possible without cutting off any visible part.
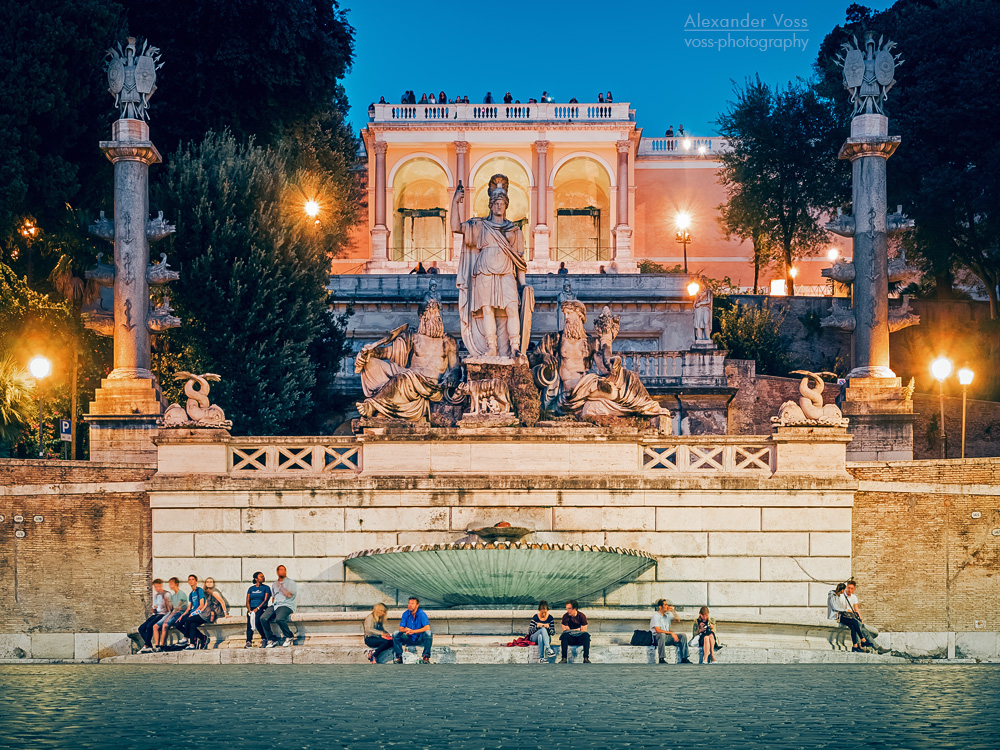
[527,600,556,662]
[363,603,395,664]
[195,577,229,649]
[692,606,718,663]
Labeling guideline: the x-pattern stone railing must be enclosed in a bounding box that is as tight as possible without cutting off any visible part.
[229,438,361,475]
[640,437,774,473]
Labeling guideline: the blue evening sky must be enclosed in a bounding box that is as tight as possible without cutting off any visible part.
[341,0,894,137]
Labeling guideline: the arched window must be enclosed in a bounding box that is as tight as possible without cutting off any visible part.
[552,157,611,262]
[471,156,531,252]
[392,158,450,263]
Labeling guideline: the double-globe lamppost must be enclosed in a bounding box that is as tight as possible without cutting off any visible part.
[930,357,954,460]
[675,213,691,273]
[28,356,51,458]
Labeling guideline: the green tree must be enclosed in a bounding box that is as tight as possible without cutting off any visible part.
[0,355,36,452]
[712,301,789,375]
[716,76,845,295]
[814,1,1000,316]
[152,132,347,435]
[718,190,778,294]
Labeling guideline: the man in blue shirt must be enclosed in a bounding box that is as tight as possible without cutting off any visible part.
[245,571,272,648]
[176,574,207,648]
[392,597,432,664]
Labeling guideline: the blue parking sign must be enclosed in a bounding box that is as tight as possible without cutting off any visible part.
[59,419,72,441]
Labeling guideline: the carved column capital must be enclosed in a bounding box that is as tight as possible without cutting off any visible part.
[454,140,470,155]
[534,140,550,154]
[100,141,162,166]
[373,140,388,156]
[616,139,631,155]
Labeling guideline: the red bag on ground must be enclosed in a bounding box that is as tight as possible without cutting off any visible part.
[504,636,534,647]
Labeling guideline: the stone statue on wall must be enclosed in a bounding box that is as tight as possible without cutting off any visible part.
[533,302,667,420]
[452,174,534,359]
[106,37,162,121]
[162,373,232,429]
[771,371,849,428]
[692,279,713,346]
[355,294,460,421]
[835,32,903,117]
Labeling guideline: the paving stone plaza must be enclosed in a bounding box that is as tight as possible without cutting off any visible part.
[2,664,998,749]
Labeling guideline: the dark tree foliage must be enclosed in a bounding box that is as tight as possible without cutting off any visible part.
[715,76,845,295]
[122,0,355,156]
[0,0,122,280]
[711,299,789,375]
[152,132,347,435]
[815,0,1000,316]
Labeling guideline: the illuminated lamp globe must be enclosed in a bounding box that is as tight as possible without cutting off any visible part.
[826,248,840,262]
[28,356,51,379]
[789,267,798,279]
[958,367,974,386]
[686,281,701,297]
[930,357,952,382]
[304,200,320,218]
[675,212,691,231]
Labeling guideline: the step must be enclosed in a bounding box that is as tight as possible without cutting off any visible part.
[102,643,905,665]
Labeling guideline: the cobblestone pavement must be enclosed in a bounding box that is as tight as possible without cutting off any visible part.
[1,664,997,749]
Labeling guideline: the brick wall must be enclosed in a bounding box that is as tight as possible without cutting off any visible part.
[849,458,1000,632]
[0,460,154,635]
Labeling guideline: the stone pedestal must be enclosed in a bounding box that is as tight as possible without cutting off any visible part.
[841,377,914,461]
[463,357,540,427]
[368,225,390,271]
[85,378,167,464]
[770,424,854,478]
[612,225,637,273]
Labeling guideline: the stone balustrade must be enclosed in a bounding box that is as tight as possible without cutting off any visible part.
[371,101,633,123]
[638,137,729,156]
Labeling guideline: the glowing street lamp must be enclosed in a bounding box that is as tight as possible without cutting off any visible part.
[789,266,799,279]
[686,280,701,297]
[28,356,51,458]
[931,356,952,459]
[958,366,974,459]
[304,200,320,218]
[826,247,840,262]
[675,212,692,273]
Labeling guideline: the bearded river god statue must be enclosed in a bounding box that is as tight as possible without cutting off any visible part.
[354,293,460,421]
[531,303,668,421]
[452,174,534,360]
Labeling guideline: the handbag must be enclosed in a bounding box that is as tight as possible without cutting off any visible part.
[630,629,653,646]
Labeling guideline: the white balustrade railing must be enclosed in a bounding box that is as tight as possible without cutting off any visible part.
[229,438,361,475]
[372,102,632,123]
[638,137,729,156]
[640,438,774,473]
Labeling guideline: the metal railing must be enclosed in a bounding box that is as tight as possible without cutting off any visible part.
[372,102,632,124]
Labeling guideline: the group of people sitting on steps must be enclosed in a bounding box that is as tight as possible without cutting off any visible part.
[136,566,299,652]
[362,597,718,664]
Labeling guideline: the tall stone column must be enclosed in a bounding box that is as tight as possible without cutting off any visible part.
[370,140,389,266]
[453,140,469,265]
[820,32,915,461]
[612,139,635,271]
[83,37,179,464]
[532,140,550,265]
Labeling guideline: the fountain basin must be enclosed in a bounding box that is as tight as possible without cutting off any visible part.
[344,541,655,606]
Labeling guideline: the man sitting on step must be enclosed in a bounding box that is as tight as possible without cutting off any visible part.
[650,599,692,664]
[393,597,433,664]
[559,600,592,663]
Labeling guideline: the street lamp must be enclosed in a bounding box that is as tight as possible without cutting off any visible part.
[826,247,840,262]
[304,200,320,218]
[958,366,974,459]
[28,356,51,459]
[931,356,952,459]
[675,212,692,273]
[686,280,700,297]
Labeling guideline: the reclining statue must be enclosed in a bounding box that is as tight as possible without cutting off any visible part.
[355,293,460,421]
[532,302,666,420]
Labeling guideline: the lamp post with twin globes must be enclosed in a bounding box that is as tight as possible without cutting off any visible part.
[28,356,51,458]
[930,357,952,459]
[675,213,691,273]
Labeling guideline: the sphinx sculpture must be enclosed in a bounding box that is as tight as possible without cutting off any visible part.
[355,290,460,421]
[162,372,232,429]
[772,371,849,428]
[532,303,667,420]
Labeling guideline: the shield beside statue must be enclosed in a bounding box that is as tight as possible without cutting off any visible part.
[135,55,157,95]
[520,284,534,352]
[875,49,895,86]
[843,48,865,89]
[107,58,125,94]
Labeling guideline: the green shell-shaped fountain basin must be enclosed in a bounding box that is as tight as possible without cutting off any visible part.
[344,542,656,606]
